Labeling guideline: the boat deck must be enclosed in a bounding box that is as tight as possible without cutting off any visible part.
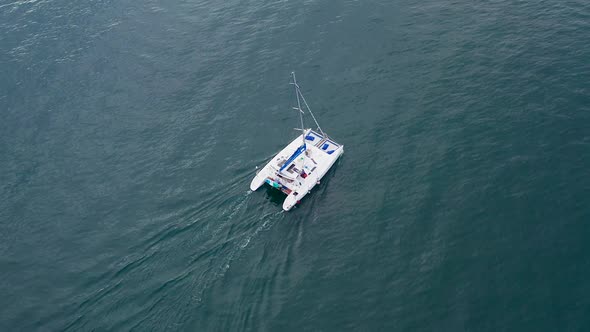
[304,130,340,155]
[250,128,343,211]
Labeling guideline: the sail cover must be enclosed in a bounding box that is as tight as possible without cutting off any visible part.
[279,144,306,172]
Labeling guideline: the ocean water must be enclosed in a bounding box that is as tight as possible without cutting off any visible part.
[1,0,590,330]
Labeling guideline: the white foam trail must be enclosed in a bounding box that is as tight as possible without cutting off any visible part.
[208,211,282,285]
[210,191,252,239]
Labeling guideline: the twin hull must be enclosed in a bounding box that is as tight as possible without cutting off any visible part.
[250,130,343,211]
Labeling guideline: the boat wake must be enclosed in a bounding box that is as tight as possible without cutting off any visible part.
[61,172,283,331]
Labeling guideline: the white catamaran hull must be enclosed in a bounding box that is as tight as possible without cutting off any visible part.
[250,129,343,211]
[250,72,342,211]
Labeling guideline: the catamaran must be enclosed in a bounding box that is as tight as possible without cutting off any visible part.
[250,72,344,211]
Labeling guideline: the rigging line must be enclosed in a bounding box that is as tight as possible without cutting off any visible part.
[291,72,306,146]
[295,84,325,138]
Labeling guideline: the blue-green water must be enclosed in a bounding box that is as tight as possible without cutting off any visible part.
[2,0,590,330]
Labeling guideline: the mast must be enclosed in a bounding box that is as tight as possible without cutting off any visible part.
[291,72,306,146]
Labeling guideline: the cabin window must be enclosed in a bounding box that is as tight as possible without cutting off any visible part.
[287,164,296,173]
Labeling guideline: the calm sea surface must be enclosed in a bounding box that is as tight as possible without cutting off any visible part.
[1,0,590,330]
